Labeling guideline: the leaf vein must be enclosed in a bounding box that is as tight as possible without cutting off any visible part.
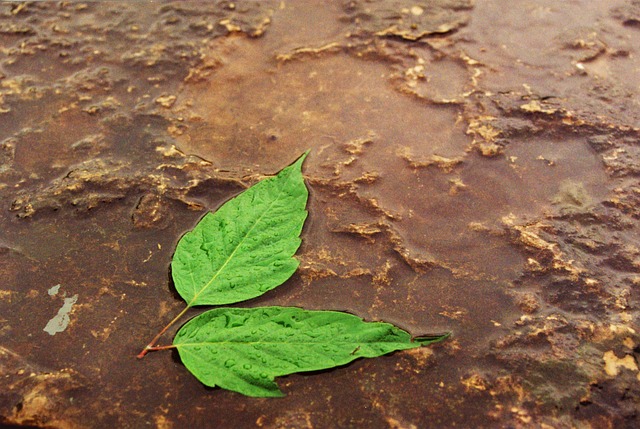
[187,180,289,307]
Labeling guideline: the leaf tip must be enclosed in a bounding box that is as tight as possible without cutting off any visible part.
[263,389,287,398]
[413,332,451,346]
[295,150,310,168]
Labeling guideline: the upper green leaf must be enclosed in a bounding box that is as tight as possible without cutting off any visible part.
[171,153,308,306]
[173,306,448,397]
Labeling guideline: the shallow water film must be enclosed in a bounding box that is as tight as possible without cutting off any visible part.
[1,1,639,428]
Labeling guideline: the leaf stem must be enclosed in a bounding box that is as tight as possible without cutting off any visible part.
[146,344,177,352]
[137,306,190,359]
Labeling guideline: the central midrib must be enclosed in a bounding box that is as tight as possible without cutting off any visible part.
[177,339,408,347]
[187,182,287,306]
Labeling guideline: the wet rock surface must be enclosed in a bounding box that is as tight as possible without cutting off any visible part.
[1,1,639,428]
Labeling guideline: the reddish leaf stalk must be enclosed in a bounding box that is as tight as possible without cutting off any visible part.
[137,306,189,359]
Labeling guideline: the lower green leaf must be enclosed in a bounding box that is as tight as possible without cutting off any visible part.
[173,306,448,397]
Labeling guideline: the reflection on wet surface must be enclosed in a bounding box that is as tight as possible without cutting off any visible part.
[1,1,639,428]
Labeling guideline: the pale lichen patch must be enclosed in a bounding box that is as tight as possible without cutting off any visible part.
[603,350,639,377]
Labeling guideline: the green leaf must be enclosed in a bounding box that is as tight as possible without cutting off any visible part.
[173,306,449,397]
[139,151,448,392]
[171,153,308,307]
